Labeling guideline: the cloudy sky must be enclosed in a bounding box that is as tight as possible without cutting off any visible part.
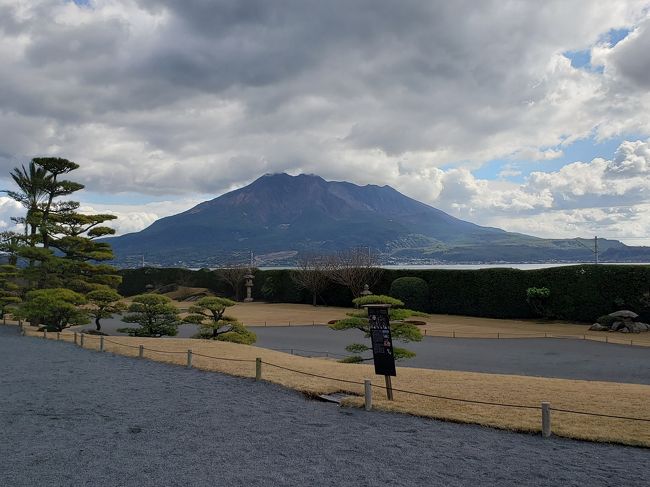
[1,0,650,244]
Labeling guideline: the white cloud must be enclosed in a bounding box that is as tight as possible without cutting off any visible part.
[0,1,650,243]
[77,198,204,235]
[0,1,648,193]
[405,139,650,242]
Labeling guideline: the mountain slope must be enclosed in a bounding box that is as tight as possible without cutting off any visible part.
[105,173,627,266]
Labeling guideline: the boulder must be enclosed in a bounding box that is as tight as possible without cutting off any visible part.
[609,310,639,320]
[627,322,648,333]
[610,321,624,332]
[589,323,608,331]
[636,322,650,332]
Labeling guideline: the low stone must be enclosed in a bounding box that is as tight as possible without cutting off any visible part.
[627,322,647,333]
[620,327,630,333]
[635,322,650,332]
[611,321,624,331]
[589,323,608,331]
[609,310,639,320]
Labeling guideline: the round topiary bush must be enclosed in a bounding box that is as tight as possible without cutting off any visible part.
[389,277,430,312]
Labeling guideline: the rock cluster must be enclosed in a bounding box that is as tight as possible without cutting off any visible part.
[589,310,650,333]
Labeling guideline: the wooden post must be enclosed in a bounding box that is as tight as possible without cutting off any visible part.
[100,336,104,352]
[542,402,551,438]
[452,331,455,338]
[364,379,372,411]
[74,332,78,345]
[56,332,60,341]
[138,345,144,358]
[255,357,262,380]
[43,330,47,339]
[80,333,85,348]
[187,350,193,368]
[605,336,608,344]
[384,375,394,400]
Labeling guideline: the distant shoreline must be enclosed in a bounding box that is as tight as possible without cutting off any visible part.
[181,262,650,271]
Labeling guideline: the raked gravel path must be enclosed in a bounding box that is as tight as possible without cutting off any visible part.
[0,326,647,487]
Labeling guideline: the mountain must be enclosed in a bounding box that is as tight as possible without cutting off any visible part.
[105,173,633,267]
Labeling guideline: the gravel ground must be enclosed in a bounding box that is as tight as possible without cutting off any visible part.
[249,326,650,384]
[80,319,650,384]
[1,325,648,487]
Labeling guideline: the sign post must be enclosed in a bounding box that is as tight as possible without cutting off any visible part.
[364,304,396,400]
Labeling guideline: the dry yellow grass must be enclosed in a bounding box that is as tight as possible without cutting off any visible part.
[23,326,650,448]
[419,314,650,347]
[127,294,351,325]
[229,302,351,326]
[117,298,650,346]
[170,300,650,346]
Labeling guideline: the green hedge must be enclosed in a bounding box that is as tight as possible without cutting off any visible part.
[389,277,429,312]
[119,265,650,322]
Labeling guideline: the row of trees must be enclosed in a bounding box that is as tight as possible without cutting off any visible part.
[116,294,255,344]
[290,248,383,305]
[0,157,254,343]
[0,158,122,331]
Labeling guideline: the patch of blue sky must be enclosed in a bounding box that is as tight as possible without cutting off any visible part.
[606,28,631,47]
[72,0,91,7]
[474,133,647,182]
[565,49,591,69]
[563,28,630,73]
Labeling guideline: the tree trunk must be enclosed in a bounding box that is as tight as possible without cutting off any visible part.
[95,317,101,331]
[312,292,317,306]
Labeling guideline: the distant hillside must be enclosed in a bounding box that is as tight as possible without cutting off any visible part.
[105,173,639,267]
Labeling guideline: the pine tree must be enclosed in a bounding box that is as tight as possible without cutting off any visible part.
[3,157,121,293]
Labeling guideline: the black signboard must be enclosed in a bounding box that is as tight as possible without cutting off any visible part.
[367,306,396,377]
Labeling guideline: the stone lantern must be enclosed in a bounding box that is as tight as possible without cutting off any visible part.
[243,272,254,302]
[360,284,372,296]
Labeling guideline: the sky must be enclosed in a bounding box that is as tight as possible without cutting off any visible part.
[1,0,650,244]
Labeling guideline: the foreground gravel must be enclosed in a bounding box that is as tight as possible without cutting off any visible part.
[0,326,647,487]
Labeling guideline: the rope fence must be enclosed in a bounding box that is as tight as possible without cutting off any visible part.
[14,323,650,443]
[419,329,648,346]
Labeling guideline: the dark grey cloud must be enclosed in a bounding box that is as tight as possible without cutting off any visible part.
[0,0,648,206]
[604,18,650,89]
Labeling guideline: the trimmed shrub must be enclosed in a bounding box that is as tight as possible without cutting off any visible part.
[389,277,430,312]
